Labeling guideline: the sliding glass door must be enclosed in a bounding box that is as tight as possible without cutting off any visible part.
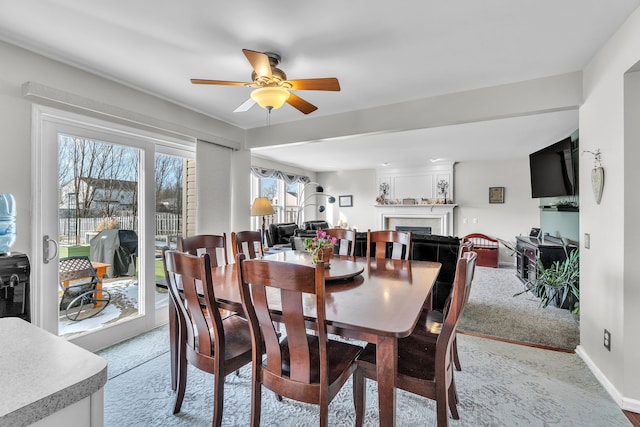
[33,106,194,351]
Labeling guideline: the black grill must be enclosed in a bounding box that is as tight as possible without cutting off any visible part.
[0,252,30,321]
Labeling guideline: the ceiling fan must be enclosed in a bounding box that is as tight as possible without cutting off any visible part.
[191,49,340,115]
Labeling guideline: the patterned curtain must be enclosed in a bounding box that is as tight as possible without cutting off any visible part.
[250,167,310,184]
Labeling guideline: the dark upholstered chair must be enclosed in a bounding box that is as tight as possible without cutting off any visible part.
[178,234,228,266]
[353,251,477,427]
[366,229,412,260]
[163,250,254,426]
[412,234,462,310]
[302,220,330,230]
[231,231,264,260]
[237,256,363,427]
[267,222,299,247]
[323,228,356,256]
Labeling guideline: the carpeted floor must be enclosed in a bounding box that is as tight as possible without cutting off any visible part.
[458,266,580,350]
[97,325,628,426]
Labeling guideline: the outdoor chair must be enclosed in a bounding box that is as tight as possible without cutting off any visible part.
[58,256,111,321]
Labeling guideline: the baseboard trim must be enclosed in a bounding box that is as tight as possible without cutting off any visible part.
[574,345,640,412]
[458,330,574,353]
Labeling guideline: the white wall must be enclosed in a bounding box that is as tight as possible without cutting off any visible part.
[319,159,540,266]
[318,169,377,231]
[455,159,540,265]
[0,39,242,271]
[579,6,640,410]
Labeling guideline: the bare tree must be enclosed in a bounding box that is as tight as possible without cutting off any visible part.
[59,136,139,217]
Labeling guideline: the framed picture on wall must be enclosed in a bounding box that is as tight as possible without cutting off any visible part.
[339,195,353,207]
[489,187,505,204]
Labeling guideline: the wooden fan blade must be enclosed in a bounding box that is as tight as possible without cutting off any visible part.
[286,92,318,114]
[234,98,256,113]
[242,49,272,78]
[190,79,250,86]
[287,78,340,91]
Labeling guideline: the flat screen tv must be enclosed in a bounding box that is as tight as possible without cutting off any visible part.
[529,137,576,198]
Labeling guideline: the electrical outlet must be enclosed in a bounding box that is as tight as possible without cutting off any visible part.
[584,233,590,249]
[604,329,611,351]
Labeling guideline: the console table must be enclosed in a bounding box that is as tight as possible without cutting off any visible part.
[515,235,576,283]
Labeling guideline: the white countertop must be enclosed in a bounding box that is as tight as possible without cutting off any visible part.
[0,318,108,426]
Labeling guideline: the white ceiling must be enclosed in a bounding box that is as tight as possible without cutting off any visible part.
[0,1,638,171]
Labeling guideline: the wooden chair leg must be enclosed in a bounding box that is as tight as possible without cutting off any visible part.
[452,334,462,371]
[172,337,187,414]
[250,371,261,427]
[169,301,178,391]
[320,394,329,427]
[212,366,224,427]
[353,368,365,427]
[435,383,449,427]
[448,381,459,420]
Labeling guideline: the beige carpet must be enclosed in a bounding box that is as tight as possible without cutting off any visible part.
[98,326,627,426]
[458,266,580,350]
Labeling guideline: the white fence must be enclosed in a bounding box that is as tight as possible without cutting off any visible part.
[60,213,181,243]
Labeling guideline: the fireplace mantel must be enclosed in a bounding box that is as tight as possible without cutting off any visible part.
[374,204,457,236]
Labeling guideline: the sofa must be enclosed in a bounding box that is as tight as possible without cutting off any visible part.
[267,222,299,247]
[267,220,331,247]
[352,232,461,310]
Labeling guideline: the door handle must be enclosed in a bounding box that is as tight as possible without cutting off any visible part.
[43,235,58,264]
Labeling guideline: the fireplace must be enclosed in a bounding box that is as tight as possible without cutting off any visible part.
[395,226,432,235]
[375,204,456,236]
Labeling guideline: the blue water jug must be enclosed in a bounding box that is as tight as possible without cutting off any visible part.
[0,193,16,254]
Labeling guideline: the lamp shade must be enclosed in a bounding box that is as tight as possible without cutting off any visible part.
[250,87,290,110]
[251,197,275,216]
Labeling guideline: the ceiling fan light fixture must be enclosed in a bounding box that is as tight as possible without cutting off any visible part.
[250,87,290,111]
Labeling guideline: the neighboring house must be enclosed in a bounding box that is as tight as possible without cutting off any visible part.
[59,177,137,216]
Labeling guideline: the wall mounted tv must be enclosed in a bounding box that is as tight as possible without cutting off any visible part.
[529,137,576,198]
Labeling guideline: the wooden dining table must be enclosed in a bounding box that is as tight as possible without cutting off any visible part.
[168,251,441,427]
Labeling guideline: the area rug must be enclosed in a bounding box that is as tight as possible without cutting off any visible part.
[99,327,628,426]
[458,266,580,350]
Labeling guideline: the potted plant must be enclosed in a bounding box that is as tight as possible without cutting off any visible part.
[516,247,580,314]
[303,229,337,267]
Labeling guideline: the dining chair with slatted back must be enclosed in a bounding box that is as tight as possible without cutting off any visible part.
[237,255,363,427]
[163,249,254,427]
[178,233,228,267]
[323,228,356,257]
[231,230,264,260]
[414,250,478,373]
[366,229,412,260]
[353,251,477,427]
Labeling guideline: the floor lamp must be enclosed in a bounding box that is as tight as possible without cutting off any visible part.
[296,182,336,226]
[251,197,275,249]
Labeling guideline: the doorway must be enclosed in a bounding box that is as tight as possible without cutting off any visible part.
[32,106,194,351]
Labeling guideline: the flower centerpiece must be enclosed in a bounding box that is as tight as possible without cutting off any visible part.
[304,229,337,266]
